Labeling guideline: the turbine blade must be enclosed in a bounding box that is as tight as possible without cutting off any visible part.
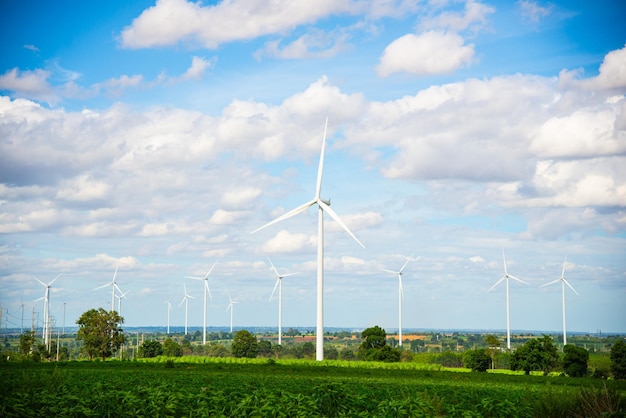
[502,251,508,275]
[179,297,185,307]
[540,279,561,288]
[267,257,280,277]
[282,272,297,278]
[252,199,316,234]
[269,278,280,301]
[112,265,118,281]
[34,277,47,287]
[205,260,219,278]
[508,274,529,285]
[93,283,110,290]
[315,118,328,200]
[487,276,506,292]
[380,268,397,275]
[319,200,365,248]
[561,256,567,279]
[398,256,412,273]
[185,276,203,280]
[49,274,61,286]
[563,278,580,296]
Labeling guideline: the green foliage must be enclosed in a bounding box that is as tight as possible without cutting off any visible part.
[139,340,163,358]
[76,308,125,361]
[361,326,387,350]
[19,331,35,356]
[231,330,258,358]
[610,340,626,379]
[510,335,559,375]
[563,344,589,377]
[162,338,182,357]
[463,349,491,372]
[358,325,401,362]
[430,351,463,368]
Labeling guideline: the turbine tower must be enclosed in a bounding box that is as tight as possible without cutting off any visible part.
[226,294,238,333]
[253,119,365,361]
[541,256,579,347]
[34,274,61,348]
[165,300,172,334]
[115,289,130,317]
[380,254,418,347]
[488,252,528,350]
[94,265,121,312]
[267,257,297,345]
[179,284,194,335]
[185,260,217,345]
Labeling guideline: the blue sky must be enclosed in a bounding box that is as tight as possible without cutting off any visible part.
[1,0,625,336]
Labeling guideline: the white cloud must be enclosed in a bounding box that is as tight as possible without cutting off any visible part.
[0,68,56,103]
[119,0,356,49]
[55,174,111,202]
[560,45,626,91]
[376,31,475,77]
[261,230,315,253]
[517,0,553,24]
[255,29,350,60]
[180,56,216,80]
[423,0,495,32]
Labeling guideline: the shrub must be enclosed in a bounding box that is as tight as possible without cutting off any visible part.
[563,344,589,377]
[610,340,626,379]
[463,349,491,372]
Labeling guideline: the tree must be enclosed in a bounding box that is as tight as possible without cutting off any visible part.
[76,308,125,361]
[139,340,164,358]
[463,349,491,372]
[358,326,401,362]
[563,344,589,377]
[510,335,559,375]
[257,340,273,358]
[162,338,183,357]
[231,330,258,358]
[610,340,626,379]
[485,335,501,370]
[19,331,35,356]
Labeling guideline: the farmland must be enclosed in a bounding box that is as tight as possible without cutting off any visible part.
[2,358,625,417]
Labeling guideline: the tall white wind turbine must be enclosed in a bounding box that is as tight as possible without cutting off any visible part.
[541,256,579,347]
[267,257,297,345]
[253,119,365,361]
[94,265,121,312]
[179,284,194,335]
[185,260,217,345]
[165,300,172,334]
[226,294,239,333]
[34,274,61,348]
[380,254,418,347]
[115,289,130,317]
[488,252,528,350]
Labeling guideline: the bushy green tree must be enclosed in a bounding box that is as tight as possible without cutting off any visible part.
[463,349,491,372]
[510,335,559,375]
[610,340,626,379]
[563,344,589,377]
[139,340,163,358]
[231,330,257,358]
[358,326,401,362]
[19,331,35,356]
[162,338,183,357]
[76,308,125,361]
[257,340,272,358]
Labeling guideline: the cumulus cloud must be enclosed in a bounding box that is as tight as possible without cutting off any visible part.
[179,56,216,80]
[376,31,475,77]
[119,0,355,49]
[559,45,626,91]
[0,68,56,103]
[261,230,315,253]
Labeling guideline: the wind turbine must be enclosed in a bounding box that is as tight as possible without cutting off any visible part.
[541,256,579,347]
[94,265,121,312]
[34,274,61,348]
[115,289,130,317]
[487,252,528,350]
[226,294,239,333]
[253,119,365,361]
[267,257,297,345]
[380,254,418,347]
[185,260,217,345]
[179,284,194,335]
[165,300,172,334]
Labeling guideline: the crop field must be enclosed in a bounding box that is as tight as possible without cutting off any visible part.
[2,358,625,417]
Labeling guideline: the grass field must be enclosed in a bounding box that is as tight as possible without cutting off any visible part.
[2,358,625,417]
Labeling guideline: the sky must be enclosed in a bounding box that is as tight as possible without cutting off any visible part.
[1,0,625,336]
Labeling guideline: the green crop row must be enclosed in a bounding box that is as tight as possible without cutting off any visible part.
[2,360,624,417]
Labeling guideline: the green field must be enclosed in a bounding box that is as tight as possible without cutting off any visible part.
[2,358,625,417]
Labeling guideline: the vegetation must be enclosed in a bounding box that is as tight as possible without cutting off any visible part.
[463,349,491,372]
[76,308,125,361]
[510,335,559,375]
[231,330,258,358]
[1,359,624,417]
[358,326,401,362]
[612,340,626,380]
[563,344,589,377]
[139,340,164,358]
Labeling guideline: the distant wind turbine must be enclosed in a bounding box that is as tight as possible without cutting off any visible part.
[165,300,172,334]
[253,119,365,361]
[94,265,121,312]
[380,254,418,347]
[34,274,61,348]
[267,257,297,345]
[179,284,194,335]
[226,294,239,333]
[115,289,130,317]
[487,252,528,350]
[185,260,217,344]
[541,256,579,347]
